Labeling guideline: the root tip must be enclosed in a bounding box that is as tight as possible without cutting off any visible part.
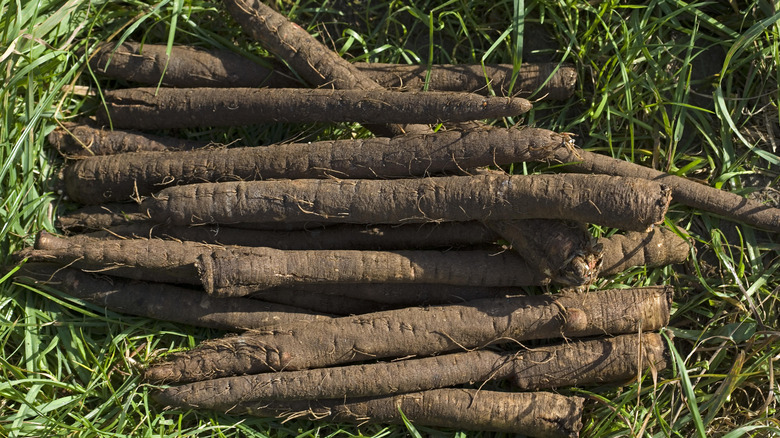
[196,253,216,295]
[150,387,179,408]
[34,230,60,250]
[142,364,178,384]
[563,308,588,332]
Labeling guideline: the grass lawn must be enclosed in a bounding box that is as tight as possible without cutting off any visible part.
[1,0,778,436]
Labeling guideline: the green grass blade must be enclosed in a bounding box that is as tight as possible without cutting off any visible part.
[664,332,706,438]
[398,407,423,438]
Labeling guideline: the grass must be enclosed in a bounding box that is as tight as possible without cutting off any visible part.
[1,0,779,436]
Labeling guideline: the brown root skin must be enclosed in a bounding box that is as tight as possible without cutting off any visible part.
[222,0,429,136]
[154,349,512,407]
[249,289,395,316]
[360,62,577,100]
[142,286,671,383]
[598,227,691,276]
[19,231,209,285]
[153,333,665,409]
[58,212,323,234]
[487,219,602,286]
[88,41,301,89]
[12,264,330,331]
[88,41,576,100]
[198,247,553,297]
[144,174,671,232]
[553,146,780,232]
[223,0,380,91]
[98,87,531,130]
[231,389,584,437]
[20,233,547,295]
[89,221,497,251]
[56,203,148,233]
[48,122,209,157]
[254,283,517,306]
[63,127,564,204]
[510,332,668,390]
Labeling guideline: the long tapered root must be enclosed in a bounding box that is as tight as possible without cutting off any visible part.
[234,389,584,437]
[223,0,432,136]
[12,264,330,331]
[554,146,780,232]
[251,283,516,306]
[153,332,666,409]
[17,231,210,285]
[98,87,531,130]
[142,286,671,383]
[56,203,149,232]
[18,232,555,293]
[84,221,498,251]
[197,247,560,297]
[88,41,301,89]
[49,122,209,157]
[88,42,577,99]
[63,127,567,204]
[143,173,671,232]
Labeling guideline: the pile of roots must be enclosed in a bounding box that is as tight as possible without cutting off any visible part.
[12,1,780,437]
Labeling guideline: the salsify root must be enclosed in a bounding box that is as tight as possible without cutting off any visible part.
[248,288,395,316]
[553,146,780,232]
[12,263,330,330]
[247,225,689,311]
[599,227,690,276]
[62,127,565,204]
[82,221,688,285]
[197,246,551,297]
[87,41,301,89]
[15,231,209,285]
[358,62,577,100]
[154,332,666,407]
[142,173,672,232]
[88,42,576,100]
[56,204,321,233]
[232,389,584,437]
[222,0,431,136]
[487,219,602,286]
[97,87,531,130]
[142,286,672,383]
[250,283,516,307]
[15,232,567,292]
[49,122,209,157]
[56,203,148,233]
[85,221,497,251]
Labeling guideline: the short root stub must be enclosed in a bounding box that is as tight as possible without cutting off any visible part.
[598,227,691,276]
[196,253,218,296]
[511,332,669,391]
[562,307,588,332]
[487,219,602,286]
[34,230,67,251]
